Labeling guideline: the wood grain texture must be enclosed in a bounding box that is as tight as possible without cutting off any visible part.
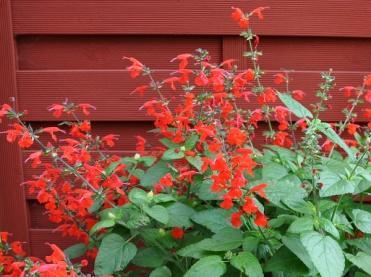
[11,0,371,37]
[17,35,222,70]
[223,36,371,71]
[16,70,369,121]
[0,0,30,246]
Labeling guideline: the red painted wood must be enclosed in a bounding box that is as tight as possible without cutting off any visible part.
[17,35,222,70]
[11,1,371,37]
[29,228,77,257]
[223,36,371,71]
[16,70,368,121]
[0,0,30,247]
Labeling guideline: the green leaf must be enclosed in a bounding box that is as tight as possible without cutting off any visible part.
[94,233,137,276]
[319,179,355,197]
[185,134,199,150]
[282,235,315,271]
[128,188,150,206]
[167,202,195,228]
[139,156,156,167]
[287,217,313,234]
[277,92,313,118]
[132,247,165,268]
[64,243,87,259]
[265,178,307,206]
[150,266,172,277]
[319,218,340,239]
[300,231,344,277]
[191,208,232,233]
[143,205,169,224]
[153,193,176,203]
[186,156,203,171]
[184,255,226,277]
[262,162,288,181]
[140,160,171,188]
[352,209,371,234]
[162,148,184,160]
[264,246,308,274]
[192,179,222,201]
[345,252,371,275]
[317,122,354,159]
[197,228,243,252]
[89,219,115,235]
[231,251,263,277]
[177,243,207,259]
[347,238,371,255]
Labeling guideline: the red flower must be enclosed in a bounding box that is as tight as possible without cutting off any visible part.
[132,85,149,96]
[231,212,243,228]
[0,103,11,122]
[171,227,184,239]
[254,211,268,227]
[231,7,249,29]
[45,243,66,263]
[25,151,43,168]
[364,90,371,104]
[249,183,268,199]
[340,86,355,97]
[135,135,146,152]
[163,77,179,91]
[10,241,26,256]
[257,87,277,105]
[220,197,234,210]
[123,56,145,78]
[48,104,64,118]
[170,54,193,69]
[242,196,258,214]
[78,103,96,115]
[251,7,269,20]
[226,127,247,146]
[292,90,305,101]
[194,71,209,86]
[220,59,236,70]
[102,134,119,147]
[347,123,359,135]
[273,73,286,85]
[41,127,66,141]
[0,231,9,243]
[364,74,371,86]
[18,132,33,148]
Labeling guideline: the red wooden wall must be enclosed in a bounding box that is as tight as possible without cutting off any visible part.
[1,0,370,257]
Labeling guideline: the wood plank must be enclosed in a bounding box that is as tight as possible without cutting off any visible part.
[17,35,222,70]
[11,1,371,37]
[16,70,369,121]
[29,228,78,258]
[0,0,30,246]
[223,36,371,71]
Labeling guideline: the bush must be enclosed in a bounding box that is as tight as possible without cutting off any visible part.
[0,6,370,277]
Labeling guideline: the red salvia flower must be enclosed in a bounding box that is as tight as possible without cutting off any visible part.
[171,227,184,239]
[231,7,249,29]
[48,104,65,118]
[78,103,96,115]
[251,7,269,20]
[226,127,247,146]
[292,90,305,101]
[123,56,145,78]
[273,73,286,85]
[231,212,243,228]
[41,127,66,141]
[170,54,193,70]
[254,211,268,227]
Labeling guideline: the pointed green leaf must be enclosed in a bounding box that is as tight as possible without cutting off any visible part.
[301,231,344,277]
[278,92,313,118]
[231,251,263,277]
[184,255,226,277]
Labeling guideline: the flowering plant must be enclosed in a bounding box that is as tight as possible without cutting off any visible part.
[1,6,371,277]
